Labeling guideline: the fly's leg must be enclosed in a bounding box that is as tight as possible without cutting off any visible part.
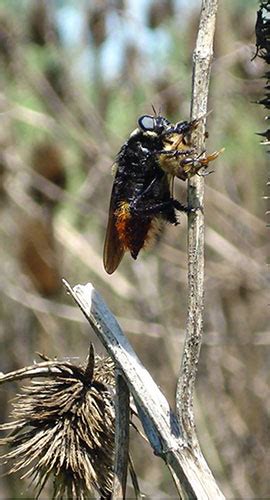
[179,149,224,177]
[130,197,189,224]
[133,176,158,203]
[130,196,203,222]
[152,148,195,157]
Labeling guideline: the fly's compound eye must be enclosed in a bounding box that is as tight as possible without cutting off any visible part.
[138,115,156,132]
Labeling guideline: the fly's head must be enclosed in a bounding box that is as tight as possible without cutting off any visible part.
[126,113,222,180]
[137,114,172,136]
[126,114,174,163]
[128,114,173,146]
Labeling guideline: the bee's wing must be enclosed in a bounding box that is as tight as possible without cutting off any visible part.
[103,192,125,274]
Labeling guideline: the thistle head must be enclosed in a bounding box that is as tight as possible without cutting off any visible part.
[0,345,115,499]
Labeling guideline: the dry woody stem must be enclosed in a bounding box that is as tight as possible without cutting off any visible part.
[112,371,130,500]
[63,280,225,499]
[176,0,219,443]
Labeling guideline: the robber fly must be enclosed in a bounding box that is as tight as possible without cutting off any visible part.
[103,113,219,274]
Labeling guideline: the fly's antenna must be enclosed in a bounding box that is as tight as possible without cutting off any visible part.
[151,104,158,116]
[151,104,163,118]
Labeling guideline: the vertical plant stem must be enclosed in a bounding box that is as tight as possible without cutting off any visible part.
[176,0,219,442]
[112,371,130,499]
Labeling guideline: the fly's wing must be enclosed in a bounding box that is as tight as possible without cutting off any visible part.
[168,173,174,196]
[159,173,180,224]
[103,188,125,274]
[161,172,174,201]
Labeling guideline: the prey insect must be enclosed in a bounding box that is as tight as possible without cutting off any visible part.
[103,113,220,274]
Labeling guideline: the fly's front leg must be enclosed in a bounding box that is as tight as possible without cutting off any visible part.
[179,149,224,178]
[152,148,195,157]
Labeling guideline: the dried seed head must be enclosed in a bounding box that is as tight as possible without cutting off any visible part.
[0,346,115,499]
[254,2,270,144]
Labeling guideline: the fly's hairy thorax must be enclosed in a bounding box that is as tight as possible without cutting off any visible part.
[114,132,163,204]
[112,131,167,259]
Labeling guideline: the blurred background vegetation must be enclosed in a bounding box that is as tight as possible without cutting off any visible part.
[0,0,269,498]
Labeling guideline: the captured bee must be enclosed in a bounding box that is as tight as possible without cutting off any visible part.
[103,113,220,274]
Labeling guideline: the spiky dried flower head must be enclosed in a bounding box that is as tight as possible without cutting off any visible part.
[0,345,115,499]
[254,1,270,61]
[254,2,270,144]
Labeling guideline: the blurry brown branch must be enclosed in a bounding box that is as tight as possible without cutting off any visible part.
[63,280,225,499]
[176,0,219,442]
